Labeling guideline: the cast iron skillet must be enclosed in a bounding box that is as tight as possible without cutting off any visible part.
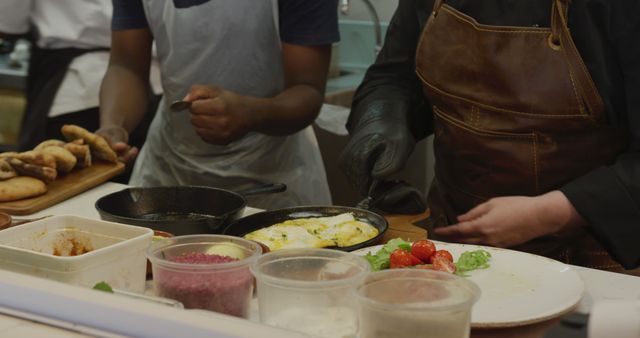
[95,183,286,235]
[222,205,388,252]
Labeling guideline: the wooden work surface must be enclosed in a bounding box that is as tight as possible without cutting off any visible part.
[382,209,431,243]
[0,162,124,216]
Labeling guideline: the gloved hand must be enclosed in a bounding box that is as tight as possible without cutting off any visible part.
[370,180,426,214]
[339,100,415,196]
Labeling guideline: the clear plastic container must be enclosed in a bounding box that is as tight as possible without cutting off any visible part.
[147,234,261,318]
[0,215,152,292]
[251,248,370,338]
[354,269,481,338]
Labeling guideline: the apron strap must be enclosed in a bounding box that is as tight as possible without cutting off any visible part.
[550,0,605,118]
[432,0,445,17]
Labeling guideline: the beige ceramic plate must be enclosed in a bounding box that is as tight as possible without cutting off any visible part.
[352,241,584,328]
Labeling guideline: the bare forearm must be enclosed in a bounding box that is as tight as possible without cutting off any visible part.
[245,84,324,136]
[99,65,149,133]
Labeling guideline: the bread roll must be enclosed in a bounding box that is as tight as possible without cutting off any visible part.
[0,152,18,159]
[34,139,66,151]
[8,158,57,182]
[40,146,77,173]
[16,150,57,169]
[64,143,92,168]
[61,125,117,163]
[0,176,47,202]
[0,158,17,181]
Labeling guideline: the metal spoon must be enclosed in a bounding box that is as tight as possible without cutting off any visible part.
[356,179,379,210]
[169,100,192,112]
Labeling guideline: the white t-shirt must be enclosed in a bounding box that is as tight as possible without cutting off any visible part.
[0,0,161,118]
[0,0,111,117]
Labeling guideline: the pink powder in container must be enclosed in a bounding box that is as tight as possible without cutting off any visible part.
[147,235,262,318]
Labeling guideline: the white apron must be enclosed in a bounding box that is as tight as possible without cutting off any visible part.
[130,0,332,209]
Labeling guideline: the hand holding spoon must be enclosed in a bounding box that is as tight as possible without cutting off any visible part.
[169,100,192,112]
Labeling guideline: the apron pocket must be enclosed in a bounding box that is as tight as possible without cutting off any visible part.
[433,106,539,201]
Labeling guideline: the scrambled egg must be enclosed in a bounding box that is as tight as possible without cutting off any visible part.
[244,213,379,251]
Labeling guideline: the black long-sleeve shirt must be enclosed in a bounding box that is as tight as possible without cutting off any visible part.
[350,0,640,268]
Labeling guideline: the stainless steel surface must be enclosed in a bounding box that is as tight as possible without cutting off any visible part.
[0,39,29,90]
[340,0,350,14]
[169,100,192,112]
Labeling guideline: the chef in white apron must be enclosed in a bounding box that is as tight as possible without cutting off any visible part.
[100,0,338,209]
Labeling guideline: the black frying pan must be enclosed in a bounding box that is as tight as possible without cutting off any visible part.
[222,205,388,252]
[95,183,286,235]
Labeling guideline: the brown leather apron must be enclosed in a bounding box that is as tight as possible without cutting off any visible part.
[415,0,637,274]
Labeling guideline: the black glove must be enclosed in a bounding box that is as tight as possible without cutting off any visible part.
[370,180,426,215]
[339,100,415,196]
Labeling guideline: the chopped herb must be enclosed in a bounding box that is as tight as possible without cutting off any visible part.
[93,281,114,293]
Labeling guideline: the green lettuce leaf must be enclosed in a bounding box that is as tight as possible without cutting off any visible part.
[363,238,412,271]
[454,250,492,276]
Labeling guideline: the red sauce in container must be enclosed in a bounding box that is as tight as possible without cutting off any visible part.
[154,252,254,317]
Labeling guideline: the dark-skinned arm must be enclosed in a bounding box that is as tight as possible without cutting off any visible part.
[186,42,331,144]
[97,28,153,163]
[254,42,330,135]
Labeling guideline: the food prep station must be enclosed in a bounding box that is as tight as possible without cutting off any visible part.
[0,181,638,338]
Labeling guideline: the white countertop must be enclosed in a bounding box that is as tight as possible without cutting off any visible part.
[3,182,640,338]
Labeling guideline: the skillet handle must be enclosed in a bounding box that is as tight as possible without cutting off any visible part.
[237,183,287,197]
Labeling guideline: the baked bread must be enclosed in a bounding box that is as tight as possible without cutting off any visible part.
[8,158,57,182]
[0,158,17,181]
[40,146,77,173]
[0,152,18,159]
[34,139,66,151]
[15,150,57,169]
[61,125,117,163]
[64,143,92,168]
[0,176,47,202]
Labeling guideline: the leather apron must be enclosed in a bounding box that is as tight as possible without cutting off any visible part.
[416,0,636,273]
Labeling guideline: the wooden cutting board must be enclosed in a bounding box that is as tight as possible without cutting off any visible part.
[0,162,124,215]
[382,210,431,243]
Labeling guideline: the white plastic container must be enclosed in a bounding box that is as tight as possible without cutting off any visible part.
[0,215,152,292]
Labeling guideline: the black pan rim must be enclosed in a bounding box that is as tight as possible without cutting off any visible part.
[94,185,247,224]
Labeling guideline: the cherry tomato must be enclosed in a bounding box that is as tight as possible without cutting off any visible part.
[432,256,456,273]
[390,249,422,269]
[411,240,436,262]
[432,250,454,262]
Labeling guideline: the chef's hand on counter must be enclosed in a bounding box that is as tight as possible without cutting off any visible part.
[95,126,139,165]
[184,85,254,145]
[434,190,587,248]
[339,100,415,196]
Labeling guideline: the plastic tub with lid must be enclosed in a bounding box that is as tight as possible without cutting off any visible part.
[0,215,152,292]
